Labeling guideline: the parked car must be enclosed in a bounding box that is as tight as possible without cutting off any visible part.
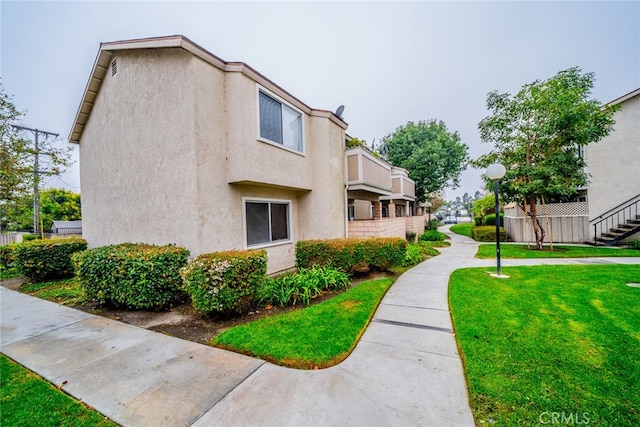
[444,215,458,224]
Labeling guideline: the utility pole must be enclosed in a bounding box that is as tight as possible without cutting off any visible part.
[12,125,59,235]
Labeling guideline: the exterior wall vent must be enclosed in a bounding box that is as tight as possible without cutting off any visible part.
[111,59,117,76]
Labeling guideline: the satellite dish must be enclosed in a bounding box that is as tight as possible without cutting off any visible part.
[335,105,345,118]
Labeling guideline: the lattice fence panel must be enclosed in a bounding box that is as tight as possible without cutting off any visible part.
[505,202,588,218]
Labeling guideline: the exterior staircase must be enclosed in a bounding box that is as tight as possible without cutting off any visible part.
[588,194,640,246]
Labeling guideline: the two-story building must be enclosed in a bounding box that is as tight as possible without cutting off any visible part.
[70,35,424,273]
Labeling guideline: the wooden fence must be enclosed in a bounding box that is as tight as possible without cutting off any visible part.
[504,202,589,243]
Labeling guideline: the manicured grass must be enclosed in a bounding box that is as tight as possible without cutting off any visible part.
[450,264,640,426]
[1,355,116,426]
[212,278,394,369]
[20,278,84,305]
[0,267,20,280]
[449,222,474,237]
[477,243,640,258]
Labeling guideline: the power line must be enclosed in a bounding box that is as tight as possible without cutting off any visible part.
[12,125,60,234]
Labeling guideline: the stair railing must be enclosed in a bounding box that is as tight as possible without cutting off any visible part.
[590,193,640,244]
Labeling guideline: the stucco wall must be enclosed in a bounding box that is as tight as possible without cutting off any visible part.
[586,94,640,227]
[79,49,200,251]
[79,46,346,274]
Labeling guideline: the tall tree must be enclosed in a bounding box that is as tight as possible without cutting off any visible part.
[0,83,72,232]
[474,67,617,249]
[380,119,469,203]
[0,83,31,230]
[40,188,82,231]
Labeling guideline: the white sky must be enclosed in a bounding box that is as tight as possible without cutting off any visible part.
[2,1,639,201]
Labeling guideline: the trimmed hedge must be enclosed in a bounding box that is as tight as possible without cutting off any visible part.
[74,243,189,309]
[296,237,407,274]
[0,243,17,271]
[483,213,504,226]
[13,237,87,281]
[420,229,446,242]
[472,226,508,242]
[180,250,267,315]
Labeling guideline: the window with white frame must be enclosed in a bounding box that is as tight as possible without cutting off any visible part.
[259,90,303,152]
[245,199,291,247]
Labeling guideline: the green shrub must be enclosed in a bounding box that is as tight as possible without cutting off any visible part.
[257,265,350,307]
[417,241,441,257]
[426,218,440,230]
[629,240,640,250]
[402,243,424,267]
[474,217,483,226]
[22,234,43,242]
[181,250,267,315]
[472,226,508,242]
[0,243,17,271]
[14,237,87,281]
[483,213,504,226]
[296,237,406,274]
[406,231,417,243]
[420,229,446,242]
[74,243,189,309]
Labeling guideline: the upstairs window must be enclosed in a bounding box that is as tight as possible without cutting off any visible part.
[245,199,291,247]
[259,90,303,152]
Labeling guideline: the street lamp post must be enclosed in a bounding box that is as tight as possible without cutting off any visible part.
[486,163,508,278]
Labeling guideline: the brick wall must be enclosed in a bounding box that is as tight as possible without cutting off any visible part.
[348,218,406,238]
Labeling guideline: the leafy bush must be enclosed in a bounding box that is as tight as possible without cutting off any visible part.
[181,250,267,315]
[74,243,189,309]
[21,234,43,242]
[406,231,417,243]
[257,265,350,307]
[14,237,87,281]
[0,243,17,271]
[474,217,483,226]
[296,238,407,274]
[420,229,446,242]
[483,213,504,226]
[472,226,508,242]
[417,241,441,257]
[629,240,640,250]
[402,243,424,267]
[426,218,440,230]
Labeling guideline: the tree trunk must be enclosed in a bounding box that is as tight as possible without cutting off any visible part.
[528,197,545,249]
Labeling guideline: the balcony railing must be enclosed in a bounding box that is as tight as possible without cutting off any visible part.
[345,147,392,196]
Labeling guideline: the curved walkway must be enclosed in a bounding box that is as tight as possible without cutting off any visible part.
[1,230,638,426]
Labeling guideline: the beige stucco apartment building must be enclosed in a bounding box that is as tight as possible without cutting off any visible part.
[69,36,348,273]
[70,35,424,273]
[585,87,640,242]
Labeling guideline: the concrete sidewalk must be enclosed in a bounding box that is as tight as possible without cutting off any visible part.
[1,230,638,426]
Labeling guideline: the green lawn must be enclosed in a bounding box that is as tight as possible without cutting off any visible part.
[20,278,84,305]
[449,222,474,237]
[212,278,393,369]
[477,243,640,258]
[1,355,116,426]
[449,264,640,425]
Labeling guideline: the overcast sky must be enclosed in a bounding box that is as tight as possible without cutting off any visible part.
[2,1,638,202]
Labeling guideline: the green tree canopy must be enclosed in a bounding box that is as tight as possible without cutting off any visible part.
[473,67,617,248]
[0,82,72,232]
[2,188,81,232]
[0,83,32,229]
[380,120,469,203]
